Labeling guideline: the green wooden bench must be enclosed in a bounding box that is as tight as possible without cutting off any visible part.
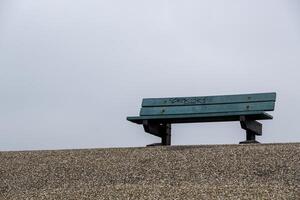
[127,92,276,146]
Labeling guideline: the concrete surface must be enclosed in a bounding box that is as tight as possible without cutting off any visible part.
[0,143,299,199]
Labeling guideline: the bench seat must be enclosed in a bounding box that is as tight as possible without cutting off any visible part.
[127,111,272,124]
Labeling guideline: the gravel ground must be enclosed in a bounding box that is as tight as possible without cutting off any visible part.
[0,143,299,199]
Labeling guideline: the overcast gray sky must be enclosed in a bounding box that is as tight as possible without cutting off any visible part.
[1,0,300,151]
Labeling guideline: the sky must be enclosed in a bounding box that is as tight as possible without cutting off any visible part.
[0,0,300,151]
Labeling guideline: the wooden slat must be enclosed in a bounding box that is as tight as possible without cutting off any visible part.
[127,111,273,124]
[142,92,276,107]
[140,102,275,116]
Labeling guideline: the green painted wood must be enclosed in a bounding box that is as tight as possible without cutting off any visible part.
[140,101,275,116]
[142,92,276,107]
[127,111,273,124]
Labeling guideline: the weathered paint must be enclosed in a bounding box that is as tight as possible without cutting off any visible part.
[142,92,276,107]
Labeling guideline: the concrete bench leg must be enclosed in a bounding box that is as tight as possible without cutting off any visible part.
[239,130,260,144]
[161,124,171,145]
[239,116,261,144]
[143,120,171,146]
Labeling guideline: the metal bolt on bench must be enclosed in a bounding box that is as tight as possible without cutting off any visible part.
[127,92,276,146]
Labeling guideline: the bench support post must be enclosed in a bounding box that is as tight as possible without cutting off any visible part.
[143,120,171,146]
[239,116,261,144]
[161,123,171,145]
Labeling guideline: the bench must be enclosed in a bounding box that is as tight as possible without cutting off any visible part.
[127,92,276,146]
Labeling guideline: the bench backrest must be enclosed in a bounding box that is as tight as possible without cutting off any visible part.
[140,93,276,116]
